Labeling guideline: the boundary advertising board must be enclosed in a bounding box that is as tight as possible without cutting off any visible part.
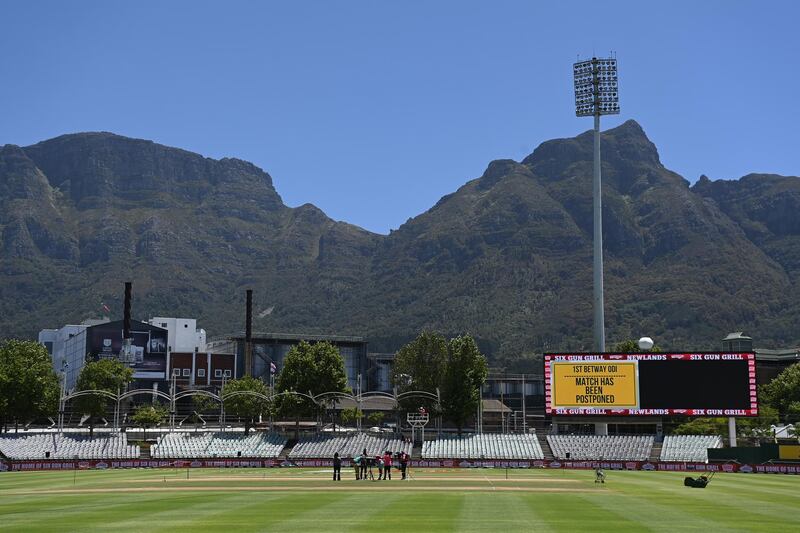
[6,458,800,475]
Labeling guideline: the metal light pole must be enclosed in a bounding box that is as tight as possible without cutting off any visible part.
[58,360,68,433]
[574,56,619,352]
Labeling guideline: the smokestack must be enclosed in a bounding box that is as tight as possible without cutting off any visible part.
[123,281,132,339]
[245,289,253,377]
[245,289,253,343]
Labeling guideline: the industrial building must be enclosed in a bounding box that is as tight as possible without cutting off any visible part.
[40,319,168,390]
[231,332,368,390]
[38,317,230,392]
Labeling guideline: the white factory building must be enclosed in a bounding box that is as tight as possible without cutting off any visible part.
[146,317,206,353]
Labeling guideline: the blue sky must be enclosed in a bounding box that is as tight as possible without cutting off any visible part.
[1,1,797,234]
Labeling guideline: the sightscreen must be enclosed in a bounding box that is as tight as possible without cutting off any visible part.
[544,353,757,416]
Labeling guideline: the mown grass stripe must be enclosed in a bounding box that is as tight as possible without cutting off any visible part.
[0,468,798,532]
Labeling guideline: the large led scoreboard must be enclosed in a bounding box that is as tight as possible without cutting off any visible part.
[544,353,757,416]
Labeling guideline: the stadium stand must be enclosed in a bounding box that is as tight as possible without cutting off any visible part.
[421,434,544,460]
[547,435,654,461]
[660,435,722,463]
[0,432,139,460]
[150,431,286,458]
[289,433,411,459]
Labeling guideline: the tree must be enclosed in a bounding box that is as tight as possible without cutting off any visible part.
[738,405,780,438]
[760,363,800,419]
[74,359,133,438]
[672,406,779,440]
[0,340,60,432]
[275,341,348,439]
[131,403,167,440]
[441,335,488,435]
[786,402,800,426]
[392,332,489,433]
[340,407,363,425]
[391,331,447,413]
[673,417,727,436]
[367,411,385,426]
[612,339,662,353]
[221,376,270,435]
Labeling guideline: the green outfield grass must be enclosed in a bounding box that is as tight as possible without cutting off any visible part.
[0,467,798,532]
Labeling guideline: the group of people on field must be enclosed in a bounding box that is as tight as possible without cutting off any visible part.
[332,448,409,481]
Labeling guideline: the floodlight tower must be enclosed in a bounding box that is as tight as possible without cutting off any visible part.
[573,56,619,352]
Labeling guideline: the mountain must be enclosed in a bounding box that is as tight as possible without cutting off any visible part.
[1,122,798,369]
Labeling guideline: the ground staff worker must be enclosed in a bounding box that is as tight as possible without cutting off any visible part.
[333,452,341,481]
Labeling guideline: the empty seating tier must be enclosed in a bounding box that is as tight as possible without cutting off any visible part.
[0,433,139,460]
[547,435,653,461]
[151,431,286,459]
[422,434,544,460]
[660,435,722,463]
[289,433,411,459]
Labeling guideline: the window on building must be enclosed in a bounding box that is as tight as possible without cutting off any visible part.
[161,323,167,328]
[172,368,180,377]
[215,369,222,378]
[223,370,232,378]
[182,368,191,377]
[197,368,206,377]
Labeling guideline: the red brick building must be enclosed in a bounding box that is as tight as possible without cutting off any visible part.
[168,351,236,389]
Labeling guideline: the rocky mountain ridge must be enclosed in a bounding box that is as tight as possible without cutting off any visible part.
[1,121,798,369]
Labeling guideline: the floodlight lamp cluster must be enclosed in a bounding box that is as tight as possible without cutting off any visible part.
[573,57,619,117]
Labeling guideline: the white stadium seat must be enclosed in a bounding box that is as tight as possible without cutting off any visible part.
[0,433,139,460]
[150,431,286,459]
[288,433,411,459]
[421,434,544,460]
[660,435,722,463]
[546,435,653,461]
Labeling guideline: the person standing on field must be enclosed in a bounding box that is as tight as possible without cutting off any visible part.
[376,455,384,480]
[383,451,392,480]
[399,452,408,480]
[333,452,341,481]
[360,448,368,480]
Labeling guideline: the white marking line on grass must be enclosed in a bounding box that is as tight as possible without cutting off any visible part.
[119,476,583,483]
[484,475,496,491]
[6,486,605,495]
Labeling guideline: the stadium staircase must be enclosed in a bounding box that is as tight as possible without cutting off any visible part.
[140,446,151,460]
[412,444,422,459]
[648,442,662,463]
[537,434,554,460]
[279,444,292,461]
